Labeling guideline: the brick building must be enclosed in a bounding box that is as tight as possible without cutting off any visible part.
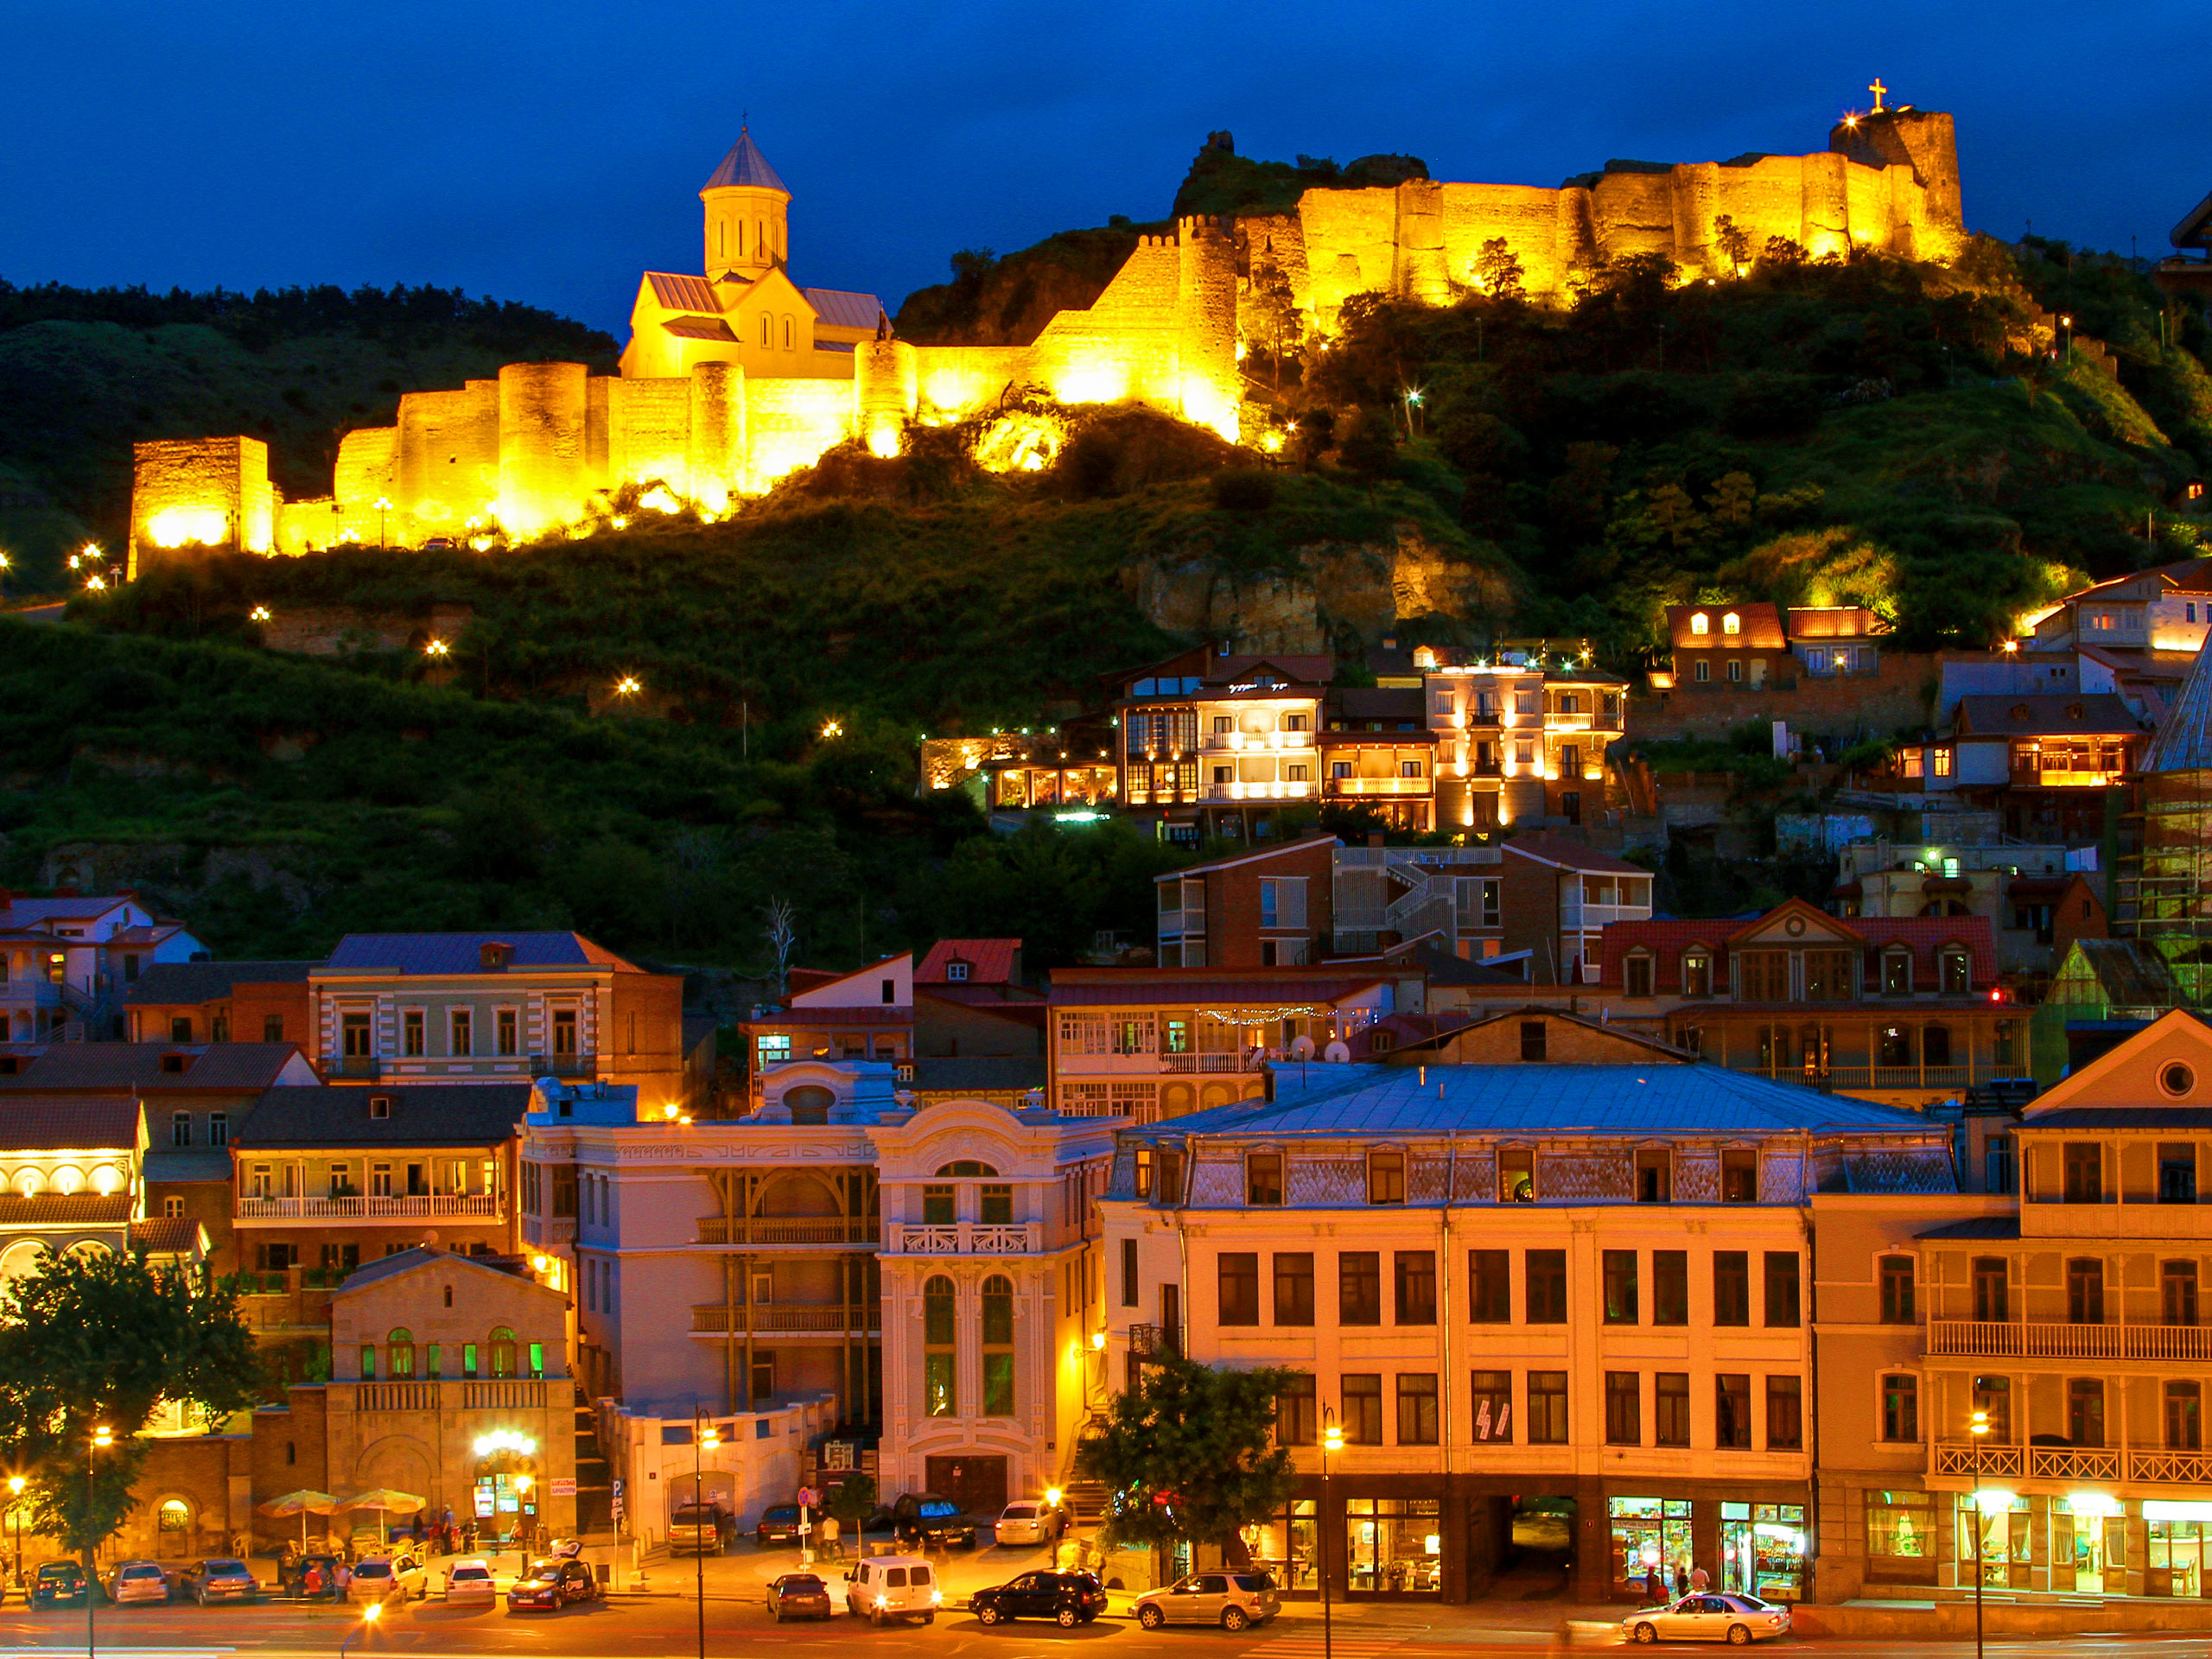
[124,960,315,1046]
[1154,839,1338,969]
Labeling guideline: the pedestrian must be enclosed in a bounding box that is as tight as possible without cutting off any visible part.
[334,1560,352,1599]
[1689,1564,1709,1594]
[302,1562,324,1598]
[411,1513,424,1545]
[1673,1562,1688,1599]
[463,1520,477,1555]
[1643,1564,1662,1606]
[821,1515,841,1560]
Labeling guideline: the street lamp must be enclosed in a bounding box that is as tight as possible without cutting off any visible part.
[340,1599,381,1659]
[87,1425,111,1659]
[693,1411,720,1659]
[1969,1407,1989,1659]
[374,498,391,550]
[1320,1418,1343,1659]
[1046,1486,1065,1567]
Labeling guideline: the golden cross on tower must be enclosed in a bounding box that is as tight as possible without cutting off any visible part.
[1868,78,1889,113]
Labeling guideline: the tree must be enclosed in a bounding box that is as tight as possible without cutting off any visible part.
[825,1471,877,1535]
[1335,408,1401,499]
[1086,1354,1298,1564]
[761,896,798,992]
[0,1249,259,1564]
[1471,237,1525,301]
[1713,215,1752,276]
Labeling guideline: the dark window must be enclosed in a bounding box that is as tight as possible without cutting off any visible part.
[1339,1252,1381,1325]
[1247,1154,1283,1206]
[1764,1252,1802,1327]
[1605,1372,1641,1445]
[1624,957,1653,998]
[1342,1375,1382,1445]
[1519,1021,1547,1061]
[1470,1249,1510,1322]
[1713,1251,1750,1325]
[1767,1376,1803,1449]
[1160,1284,1181,1355]
[1635,1151,1671,1203]
[2165,1260,2200,1328]
[1470,1370,1512,1442]
[1273,1253,1314,1325]
[1655,1373,1690,1446]
[1721,1149,1758,1202]
[2068,1377,2106,1448]
[1395,1251,1437,1325]
[1879,1256,1916,1323]
[263,1014,284,1043]
[1396,1374,1440,1445]
[2067,1257,2105,1325]
[1121,1238,1139,1308]
[2161,1143,2198,1205]
[1217,1253,1259,1325]
[1652,1250,1688,1325]
[1527,1371,1567,1445]
[1525,1249,1567,1324]
[2168,1382,2202,1451]
[1157,1152,1184,1205]
[1368,1153,1405,1205]
[1716,1375,1751,1448]
[1274,1374,1317,1446]
[1603,1249,1638,1324]
[2063,1142,2103,1204]
[1973,1257,2007,1322]
[1881,1375,1919,1442]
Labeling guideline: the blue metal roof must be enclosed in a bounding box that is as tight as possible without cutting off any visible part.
[702,130,788,194]
[1130,1062,1929,1142]
[323,932,609,975]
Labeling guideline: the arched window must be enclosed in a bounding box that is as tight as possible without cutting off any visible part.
[489,1326,515,1379]
[717,222,726,258]
[50,1166,82,1196]
[982,1275,1014,1416]
[388,1327,415,1379]
[922,1276,957,1418]
[359,1344,376,1380]
[157,1499,190,1537]
[760,314,772,346]
[14,1169,40,1198]
[1690,613,1710,636]
[935,1161,999,1177]
[784,1085,835,1125]
[782,315,794,350]
[735,220,744,257]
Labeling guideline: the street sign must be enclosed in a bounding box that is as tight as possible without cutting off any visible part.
[797,1486,818,1507]
[550,1478,577,1497]
[611,1478,626,1524]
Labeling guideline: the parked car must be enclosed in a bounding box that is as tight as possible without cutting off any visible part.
[348,1554,428,1604]
[107,1561,170,1606]
[843,1554,940,1624]
[284,1553,345,1599]
[756,1504,804,1547]
[668,1503,729,1554]
[766,1572,833,1622]
[889,1491,977,1549]
[31,1561,89,1608]
[971,1571,1105,1628]
[992,1500,1062,1547]
[444,1558,498,1605]
[179,1559,257,1605]
[1132,1571,1281,1631]
[1623,1593,1791,1645]
[505,1557,600,1614]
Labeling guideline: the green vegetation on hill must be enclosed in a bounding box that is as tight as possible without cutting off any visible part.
[1171,131,1429,218]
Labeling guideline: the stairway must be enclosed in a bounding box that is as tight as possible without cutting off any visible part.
[571,1384,614,1536]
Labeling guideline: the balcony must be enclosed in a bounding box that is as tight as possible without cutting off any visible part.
[530,1052,598,1079]
[237,1193,502,1224]
[329,1056,380,1081]
[690,1304,882,1335]
[1200,733,1314,753]
[351,1378,551,1413]
[694,1217,879,1247]
[1723,1062,1976,1090]
[1325,778,1433,798]
[1155,908,1205,938]
[1932,1441,2212,1486]
[1928,1319,2212,1362]
[2011,766,2127,790]
[1160,1052,1264,1074]
[1198,781,1317,804]
[884,1222,1041,1255]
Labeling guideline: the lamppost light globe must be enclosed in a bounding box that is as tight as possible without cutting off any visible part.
[6,1477,20,1494]
[1323,1427,1344,1452]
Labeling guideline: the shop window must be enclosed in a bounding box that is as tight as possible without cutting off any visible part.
[1338,1252,1381,1325]
[1394,1251,1436,1325]
[1470,1370,1511,1443]
[1764,1252,1802,1326]
[1866,1491,1935,1583]
[1217,1253,1259,1325]
[1395,1374,1439,1445]
[1610,1497,1693,1596]
[1469,1249,1510,1322]
[1273,1253,1314,1325]
[1605,1372,1641,1445]
[1274,1374,1316,1446]
[1655,1373,1689,1446]
[1497,1149,1535,1203]
[1525,1249,1567,1324]
[1713,1251,1750,1325]
[1723,1502,1806,1602]
[2168,1381,2202,1450]
[1249,1499,1318,1592]
[2164,1260,2199,1327]
[1652,1251,1688,1325]
[1721,1150,1758,1202]
[923,1276,957,1417]
[1716,1374,1751,1448]
[1344,1497,1440,1594]
[1879,1255,1916,1323]
[1602,1250,1638,1324]
[1766,1376,1803,1448]
[1247,1154,1283,1205]
[1526,1372,1567,1444]
[1367,1153,1405,1205]
[1881,1374,1919,1441]
[1341,1375,1382,1445]
[1960,1493,2031,1592]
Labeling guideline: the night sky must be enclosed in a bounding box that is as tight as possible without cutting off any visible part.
[4,0,2202,337]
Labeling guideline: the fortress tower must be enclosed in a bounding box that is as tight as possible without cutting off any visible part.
[702,129,790,282]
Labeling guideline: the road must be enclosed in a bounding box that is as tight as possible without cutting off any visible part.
[0,1597,2207,1659]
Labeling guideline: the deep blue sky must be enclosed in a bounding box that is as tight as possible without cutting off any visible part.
[3,0,2202,338]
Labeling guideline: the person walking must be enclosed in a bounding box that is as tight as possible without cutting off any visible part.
[820,1514,841,1560]
[1643,1564,1663,1606]
[1689,1564,1709,1594]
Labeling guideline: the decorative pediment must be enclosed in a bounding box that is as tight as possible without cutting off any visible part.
[1727,897,1857,950]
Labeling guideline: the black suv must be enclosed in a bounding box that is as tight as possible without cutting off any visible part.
[890,1492,977,1549]
[972,1571,1105,1628]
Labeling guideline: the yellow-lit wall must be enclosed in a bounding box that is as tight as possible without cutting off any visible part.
[130,436,274,575]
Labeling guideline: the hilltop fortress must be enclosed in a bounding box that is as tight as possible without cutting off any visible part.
[128,100,1961,569]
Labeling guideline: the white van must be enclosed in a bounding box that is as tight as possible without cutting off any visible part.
[844,1554,941,1624]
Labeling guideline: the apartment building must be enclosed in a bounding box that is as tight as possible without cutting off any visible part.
[1047,967,1396,1123]
[124,960,315,1046]
[1874,695,2150,845]
[1832,839,2107,983]
[1155,840,1338,969]
[1421,658,1628,833]
[1116,648,1332,842]
[0,890,206,1041]
[1098,1019,1950,1604]
[1319,688,1435,832]
[1816,1007,2212,1606]
[518,1073,1115,1522]
[0,1096,193,1276]
[1598,898,2018,1110]
[308,932,686,1104]
[2021,557,2212,656]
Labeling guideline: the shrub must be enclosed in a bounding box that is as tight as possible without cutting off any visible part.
[1210,469,1278,512]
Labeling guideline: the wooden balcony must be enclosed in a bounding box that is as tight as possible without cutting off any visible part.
[1159,1052,1264,1074]
[693,1217,879,1247]
[690,1304,882,1336]
[1933,1440,2212,1487]
[1928,1319,2212,1362]
[238,1193,501,1224]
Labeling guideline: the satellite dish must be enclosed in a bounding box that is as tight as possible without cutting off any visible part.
[1291,1034,1315,1058]
[1323,1040,1351,1063]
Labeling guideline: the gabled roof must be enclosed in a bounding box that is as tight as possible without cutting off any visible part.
[0,1097,142,1151]
[2050,938,2177,1009]
[644,272,721,313]
[0,895,135,927]
[1955,692,2145,738]
[124,960,315,1007]
[1152,838,1339,885]
[1599,906,1999,994]
[2143,644,2212,773]
[702,129,789,194]
[334,1244,536,1296]
[1504,834,1649,876]
[917,940,1020,985]
[0,1045,310,1094]
[321,932,633,976]
[803,289,887,331]
[1665,601,1787,651]
[785,952,911,1008]
[235,1085,532,1149]
[663,315,739,342]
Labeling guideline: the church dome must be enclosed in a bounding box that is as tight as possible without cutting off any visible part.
[703,129,788,195]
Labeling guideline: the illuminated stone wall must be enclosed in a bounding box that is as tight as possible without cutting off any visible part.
[129,436,274,575]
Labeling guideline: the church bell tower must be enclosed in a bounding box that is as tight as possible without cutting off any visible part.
[701,128,791,283]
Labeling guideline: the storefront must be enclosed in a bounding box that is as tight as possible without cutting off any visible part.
[1956,1493,2031,1589]
[1863,1489,1938,1586]
[1345,1497,1442,1594]
[1243,1499,1318,1594]
[2055,1495,2121,1593]
[1719,1502,1808,1603]
[1608,1497,1693,1593]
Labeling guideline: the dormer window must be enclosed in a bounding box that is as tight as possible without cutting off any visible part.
[1624,954,1654,999]
[1368,1151,1406,1205]
[1882,949,1913,996]
[1681,950,1713,998]
[159,1053,188,1074]
[1722,613,1741,636]
[369,1096,392,1120]
[944,961,970,983]
[480,941,512,971]
[1941,948,1970,995]
[1690,613,1710,637]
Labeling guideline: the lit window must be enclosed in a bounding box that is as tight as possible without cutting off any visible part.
[1932,748,1953,779]
[1722,613,1741,635]
[1690,613,1709,636]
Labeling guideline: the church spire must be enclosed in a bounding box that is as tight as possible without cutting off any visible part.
[702,128,789,195]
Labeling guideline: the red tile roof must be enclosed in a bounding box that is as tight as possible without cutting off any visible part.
[1665,601,1787,651]
[127,1215,204,1255]
[1505,834,1650,876]
[1598,910,1999,994]
[917,939,1020,985]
